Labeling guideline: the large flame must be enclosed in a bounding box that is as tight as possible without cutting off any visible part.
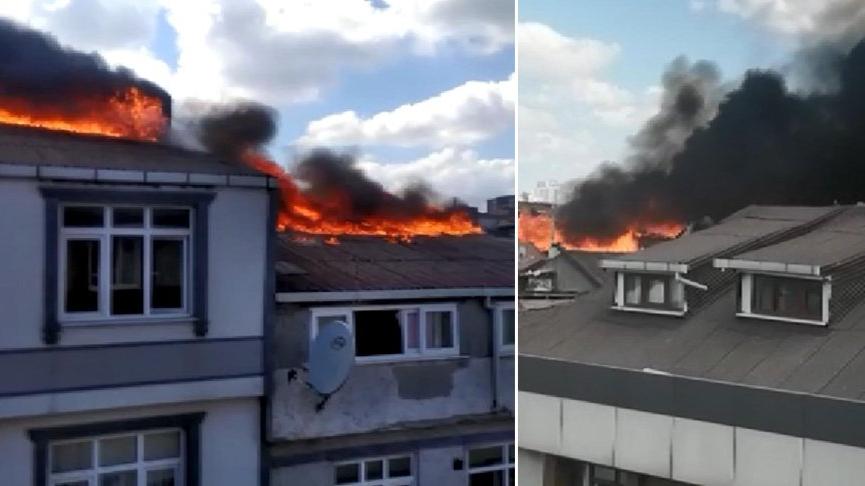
[519,209,682,252]
[244,150,482,237]
[0,86,166,141]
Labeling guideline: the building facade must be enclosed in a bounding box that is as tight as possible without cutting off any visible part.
[520,205,865,486]
[0,126,274,485]
[268,235,515,486]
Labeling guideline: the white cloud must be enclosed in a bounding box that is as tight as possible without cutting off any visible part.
[297,75,514,148]
[712,0,865,45]
[358,148,514,207]
[4,0,514,105]
[517,22,660,191]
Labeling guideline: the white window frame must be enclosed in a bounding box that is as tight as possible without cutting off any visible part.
[612,271,687,317]
[737,272,830,326]
[310,303,460,363]
[47,428,184,486]
[466,442,515,486]
[333,453,415,486]
[495,301,515,355]
[58,205,193,323]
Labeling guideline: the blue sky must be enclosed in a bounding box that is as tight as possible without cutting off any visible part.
[518,0,802,195]
[3,0,515,208]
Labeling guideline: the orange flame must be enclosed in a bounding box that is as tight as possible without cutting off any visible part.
[518,209,682,252]
[0,86,166,141]
[244,150,482,237]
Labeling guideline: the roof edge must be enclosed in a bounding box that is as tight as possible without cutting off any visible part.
[276,287,515,303]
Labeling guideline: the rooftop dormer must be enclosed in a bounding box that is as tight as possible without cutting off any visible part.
[600,206,841,316]
[715,206,865,326]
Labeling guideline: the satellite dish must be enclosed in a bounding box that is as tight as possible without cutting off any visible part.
[307,320,354,395]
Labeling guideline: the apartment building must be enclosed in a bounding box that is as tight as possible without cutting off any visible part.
[0,124,274,485]
[268,234,515,486]
[519,205,865,486]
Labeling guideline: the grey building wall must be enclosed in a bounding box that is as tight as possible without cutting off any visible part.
[270,298,510,441]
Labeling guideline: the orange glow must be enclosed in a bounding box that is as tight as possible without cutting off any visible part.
[244,150,482,238]
[518,209,683,252]
[0,86,166,141]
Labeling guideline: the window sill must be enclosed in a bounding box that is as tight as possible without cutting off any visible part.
[355,354,469,366]
[736,312,826,326]
[611,305,686,317]
[59,316,197,328]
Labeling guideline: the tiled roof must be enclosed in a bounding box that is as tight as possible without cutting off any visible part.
[276,234,514,293]
[0,123,259,176]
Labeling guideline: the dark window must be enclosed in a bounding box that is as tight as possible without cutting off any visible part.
[354,310,403,357]
[65,240,100,313]
[112,207,144,227]
[501,309,515,347]
[468,444,513,486]
[152,239,185,310]
[153,208,190,228]
[111,236,144,315]
[63,206,104,227]
[752,275,822,321]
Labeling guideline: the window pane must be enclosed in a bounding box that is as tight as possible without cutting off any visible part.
[625,275,641,304]
[335,463,360,484]
[469,446,504,468]
[507,444,515,463]
[99,435,137,466]
[355,310,403,357]
[152,208,190,228]
[425,311,454,349]
[56,481,89,486]
[365,460,383,480]
[152,239,185,310]
[388,456,411,477]
[647,278,666,304]
[469,470,505,486]
[316,314,349,335]
[112,207,144,227]
[502,309,515,346]
[144,431,181,461]
[146,468,176,486]
[99,470,137,486]
[111,236,143,315]
[51,440,93,473]
[65,239,100,313]
[64,206,104,227]
[404,311,420,352]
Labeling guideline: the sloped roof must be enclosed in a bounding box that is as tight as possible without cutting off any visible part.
[0,123,258,176]
[730,206,865,271]
[276,234,514,293]
[613,205,840,266]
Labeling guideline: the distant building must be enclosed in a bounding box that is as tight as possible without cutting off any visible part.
[518,205,865,486]
[487,195,515,217]
[531,180,563,205]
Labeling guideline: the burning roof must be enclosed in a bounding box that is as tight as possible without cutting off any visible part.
[275,233,513,294]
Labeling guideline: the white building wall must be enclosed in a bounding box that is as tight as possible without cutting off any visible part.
[0,179,269,350]
[519,391,865,486]
[0,397,260,486]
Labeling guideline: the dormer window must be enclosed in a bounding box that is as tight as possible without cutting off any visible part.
[612,272,687,315]
[738,273,828,325]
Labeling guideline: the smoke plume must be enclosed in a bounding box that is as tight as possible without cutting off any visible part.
[0,18,170,118]
[556,30,865,243]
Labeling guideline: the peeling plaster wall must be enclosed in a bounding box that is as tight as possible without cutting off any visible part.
[270,298,507,440]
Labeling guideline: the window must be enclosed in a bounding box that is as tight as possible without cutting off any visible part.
[617,273,682,311]
[59,206,191,321]
[47,429,183,486]
[467,443,514,486]
[334,455,414,486]
[311,304,459,362]
[496,303,515,353]
[750,275,823,322]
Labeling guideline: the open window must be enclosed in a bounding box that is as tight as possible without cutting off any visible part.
[60,205,192,322]
[738,273,827,325]
[310,304,459,362]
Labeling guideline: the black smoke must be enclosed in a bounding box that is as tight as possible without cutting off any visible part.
[556,35,865,243]
[0,18,170,117]
[195,101,278,159]
[296,150,458,221]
